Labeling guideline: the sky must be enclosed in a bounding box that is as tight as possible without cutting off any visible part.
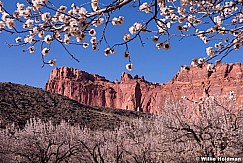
[0,0,243,89]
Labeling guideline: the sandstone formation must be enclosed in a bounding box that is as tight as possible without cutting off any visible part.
[45,63,243,113]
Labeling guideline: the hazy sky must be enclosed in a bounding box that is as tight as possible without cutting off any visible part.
[1,0,243,88]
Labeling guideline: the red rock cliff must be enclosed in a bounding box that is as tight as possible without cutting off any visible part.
[45,63,243,113]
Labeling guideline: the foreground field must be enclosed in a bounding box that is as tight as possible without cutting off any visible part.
[0,82,242,162]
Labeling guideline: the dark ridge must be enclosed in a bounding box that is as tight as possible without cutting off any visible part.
[0,82,151,130]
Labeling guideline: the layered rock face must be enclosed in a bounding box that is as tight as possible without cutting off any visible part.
[45,63,243,113]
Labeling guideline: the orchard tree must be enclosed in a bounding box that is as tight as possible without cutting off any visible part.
[1,98,242,162]
[0,0,242,71]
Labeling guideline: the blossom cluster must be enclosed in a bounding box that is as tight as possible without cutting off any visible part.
[150,0,243,67]
[139,2,151,13]
[0,0,242,70]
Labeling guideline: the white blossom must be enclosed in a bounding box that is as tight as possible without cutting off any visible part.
[206,63,215,72]
[44,35,52,44]
[123,34,130,41]
[82,43,89,48]
[38,30,45,38]
[178,17,184,23]
[129,26,136,35]
[214,15,223,26]
[198,58,205,65]
[91,0,99,11]
[202,37,209,44]
[112,17,119,25]
[166,22,171,28]
[58,14,66,22]
[90,37,97,44]
[32,0,49,9]
[15,37,21,43]
[79,7,87,17]
[229,91,235,100]
[76,33,86,43]
[129,22,143,35]
[1,12,9,21]
[139,2,151,13]
[156,42,163,49]
[214,42,221,48]
[111,49,116,54]
[234,43,241,50]
[89,28,96,36]
[41,48,49,56]
[41,12,50,21]
[70,20,78,28]
[17,3,25,11]
[58,5,67,12]
[134,22,142,31]
[23,19,34,28]
[104,48,112,56]
[13,11,20,19]
[152,36,159,42]
[5,18,15,29]
[48,59,56,66]
[206,47,215,57]
[64,35,70,44]
[112,16,124,25]
[30,26,38,35]
[24,35,34,43]
[126,63,133,71]
[28,46,35,53]
[92,18,103,27]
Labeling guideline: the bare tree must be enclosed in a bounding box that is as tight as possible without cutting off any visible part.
[159,96,243,162]
[0,97,242,162]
